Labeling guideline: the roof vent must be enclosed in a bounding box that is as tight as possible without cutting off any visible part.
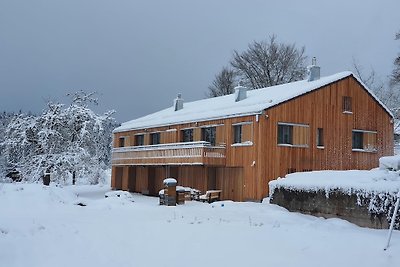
[173,93,184,111]
[234,83,247,102]
[307,57,320,82]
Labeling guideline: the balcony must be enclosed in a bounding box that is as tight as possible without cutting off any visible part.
[112,141,226,166]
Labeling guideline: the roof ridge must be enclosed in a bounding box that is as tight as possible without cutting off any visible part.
[114,71,391,133]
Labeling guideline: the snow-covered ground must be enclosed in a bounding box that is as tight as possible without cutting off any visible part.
[1,183,399,267]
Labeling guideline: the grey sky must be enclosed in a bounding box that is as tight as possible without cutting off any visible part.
[0,0,399,123]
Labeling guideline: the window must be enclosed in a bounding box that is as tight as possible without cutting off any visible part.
[202,127,216,146]
[118,137,125,147]
[232,122,253,146]
[317,128,324,147]
[181,129,193,142]
[135,134,144,146]
[343,96,352,113]
[278,124,293,145]
[150,132,160,145]
[352,131,363,149]
[352,130,377,152]
[233,125,242,144]
[277,123,309,147]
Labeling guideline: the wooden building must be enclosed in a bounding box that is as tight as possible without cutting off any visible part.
[111,68,393,201]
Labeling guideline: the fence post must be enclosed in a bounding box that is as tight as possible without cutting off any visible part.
[384,191,400,251]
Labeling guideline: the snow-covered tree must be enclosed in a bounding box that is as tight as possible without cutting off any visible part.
[1,92,117,184]
[0,111,20,178]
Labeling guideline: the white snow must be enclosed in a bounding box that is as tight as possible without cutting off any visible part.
[380,155,400,171]
[269,170,400,196]
[163,177,177,185]
[1,182,399,267]
[115,71,392,132]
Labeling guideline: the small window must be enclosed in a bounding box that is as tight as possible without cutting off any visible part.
[277,124,293,145]
[118,137,125,147]
[150,132,160,145]
[202,127,216,146]
[135,134,144,146]
[181,129,193,142]
[317,128,324,147]
[343,96,352,113]
[233,125,242,144]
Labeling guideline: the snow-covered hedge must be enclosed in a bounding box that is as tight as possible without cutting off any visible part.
[269,170,400,228]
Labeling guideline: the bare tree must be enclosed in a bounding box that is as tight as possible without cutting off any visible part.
[390,31,400,87]
[231,35,307,89]
[353,59,399,108]
[207,67,237,97]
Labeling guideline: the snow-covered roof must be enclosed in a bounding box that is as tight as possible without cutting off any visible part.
[115,71,392,133]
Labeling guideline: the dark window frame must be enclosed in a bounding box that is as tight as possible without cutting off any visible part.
[317,128,324,147]
[150,132,160,145]
[118,137,125,147]
[201,126,216,146]
[135,134,145,146]
[277,124,293,145]
[352,131,363,149]
[181,129,194,142]
[343,96,352,113]
[233,125,242,144]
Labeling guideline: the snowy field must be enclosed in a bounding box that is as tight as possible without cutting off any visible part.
[1,183,399,267]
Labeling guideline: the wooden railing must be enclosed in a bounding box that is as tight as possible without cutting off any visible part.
[112,141,226,166]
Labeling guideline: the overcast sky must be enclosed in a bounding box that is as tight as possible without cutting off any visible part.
[0,0,399,123]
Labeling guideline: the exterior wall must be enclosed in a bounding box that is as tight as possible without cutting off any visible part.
[112,116,258,201]
[255,76,393,200]
[111,76,393,202]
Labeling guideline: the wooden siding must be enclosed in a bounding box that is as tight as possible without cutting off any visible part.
[112,76,393,201]
[255,76,393,201]
[292,124,310,146]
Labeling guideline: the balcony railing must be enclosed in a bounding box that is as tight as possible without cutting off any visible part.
[112,141,226,166]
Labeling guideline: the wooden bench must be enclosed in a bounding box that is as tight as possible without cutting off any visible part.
[199,190,222,203]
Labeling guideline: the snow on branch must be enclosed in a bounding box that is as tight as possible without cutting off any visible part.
[66,90,99,107]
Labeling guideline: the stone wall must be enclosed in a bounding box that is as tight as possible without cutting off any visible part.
[270,188,392,229]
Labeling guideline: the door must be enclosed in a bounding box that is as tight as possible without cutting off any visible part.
[128,167,136,192]
[207,167,217,190]
[114,167,123,190]
[148,167,156,196]
[216,167,243,201]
